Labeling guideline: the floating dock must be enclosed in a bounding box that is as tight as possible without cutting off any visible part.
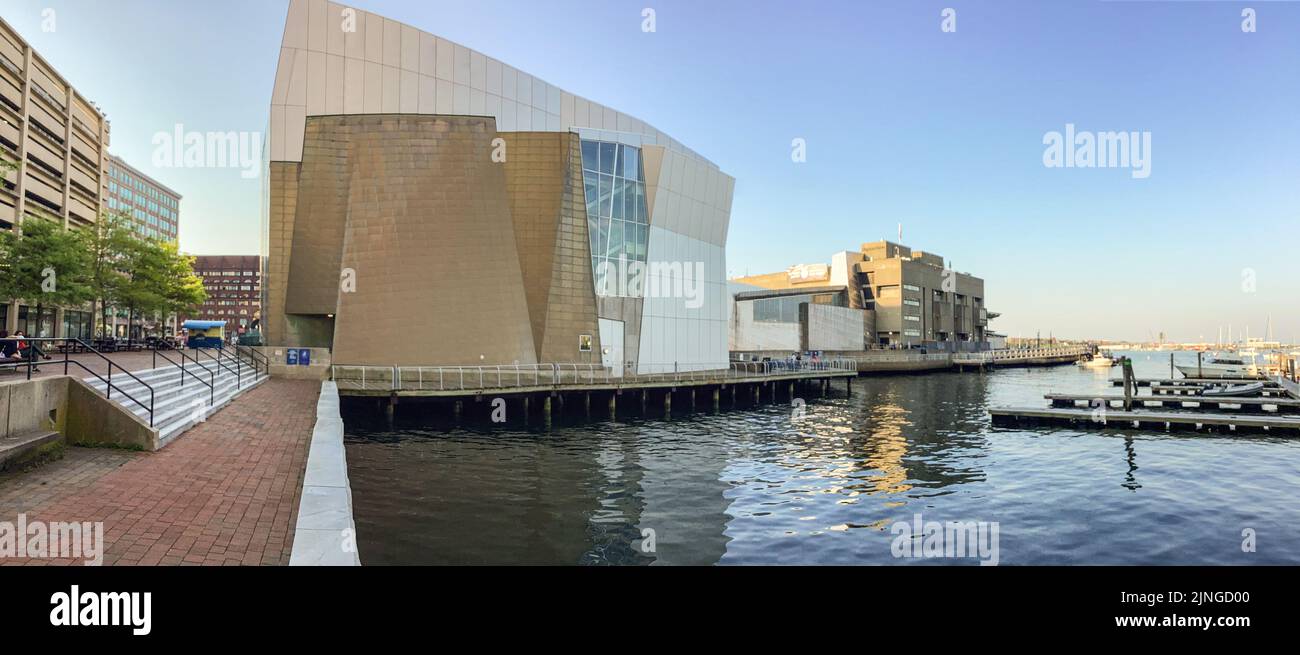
[990,406,1300,435]
[1045,393,1300,414]
[1109,377,1276,388]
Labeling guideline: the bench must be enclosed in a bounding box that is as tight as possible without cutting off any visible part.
[0,361,29,375]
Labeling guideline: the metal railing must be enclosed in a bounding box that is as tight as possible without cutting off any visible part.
[1,337,157,427]
[228,345,270,377]
[151,346,215,407]
[331,359,858,392]
[194,346,241,389]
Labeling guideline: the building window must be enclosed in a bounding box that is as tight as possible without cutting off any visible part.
[17,305,56,338]
[581,139,649,297]
[903,284,921,292]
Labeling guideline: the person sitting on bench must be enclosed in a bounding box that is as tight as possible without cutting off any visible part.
[0,331,25,368]
[13,331,49,372]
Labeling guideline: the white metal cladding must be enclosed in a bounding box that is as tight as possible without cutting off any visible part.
[270,0,732,175]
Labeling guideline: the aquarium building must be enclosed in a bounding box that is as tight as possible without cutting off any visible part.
[264,0,734,375]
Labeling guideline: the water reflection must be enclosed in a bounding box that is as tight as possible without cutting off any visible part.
[343,353,1300,565]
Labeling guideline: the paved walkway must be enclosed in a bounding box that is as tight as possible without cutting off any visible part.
[0,378,320,566]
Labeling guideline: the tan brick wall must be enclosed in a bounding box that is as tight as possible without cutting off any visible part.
[264,162,301,346]
[500,132,604,364]
[501,133,565,356]
[284,119,352,316]
[324,115,537,366]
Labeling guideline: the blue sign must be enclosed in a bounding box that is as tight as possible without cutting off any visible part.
[286,349,298,366]
[298,349,311,366]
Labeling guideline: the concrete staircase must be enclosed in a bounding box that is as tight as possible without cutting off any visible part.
[84,353,268,447]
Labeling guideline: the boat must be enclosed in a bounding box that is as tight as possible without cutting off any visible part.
[1201,381,1266,398]
[1175,355,1262,379]
[1075,352,1116,368]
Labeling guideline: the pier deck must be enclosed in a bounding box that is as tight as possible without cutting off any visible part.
[332,362,856,397]
[1045,393,1300,413]
[990,406,1300,434]
[953,346,1089,370]
[331,362,858,425]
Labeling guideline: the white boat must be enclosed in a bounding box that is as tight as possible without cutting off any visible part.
[1201,381,1266,398]
[1075,353,1115,368]
[1175,355,1262,379]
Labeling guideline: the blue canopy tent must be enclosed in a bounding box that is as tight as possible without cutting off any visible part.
[183,320,227,349]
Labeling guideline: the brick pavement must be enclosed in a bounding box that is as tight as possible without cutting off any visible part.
[0,378,320,566]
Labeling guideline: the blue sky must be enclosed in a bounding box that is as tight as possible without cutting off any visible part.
[3,0,1297,342]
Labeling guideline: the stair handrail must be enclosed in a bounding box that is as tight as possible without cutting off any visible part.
[194,346,241,389]
[225,344,269,378]
[152,346,215,407]
[238,345,268,377]
[19,338,157,427]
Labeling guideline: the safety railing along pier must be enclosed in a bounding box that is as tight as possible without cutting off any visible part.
[331,359,858,393]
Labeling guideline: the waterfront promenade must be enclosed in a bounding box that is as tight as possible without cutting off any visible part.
[0,379,318,566]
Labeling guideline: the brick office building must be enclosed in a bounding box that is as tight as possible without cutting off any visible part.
[183,255,262,334]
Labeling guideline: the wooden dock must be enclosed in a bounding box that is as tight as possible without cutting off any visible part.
[1045,393,1300,413]
[990,406,1300,434]
[331,361,858,427]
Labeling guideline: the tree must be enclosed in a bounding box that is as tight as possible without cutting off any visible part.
[115,236,206,338]
[0,215,93,337]
[81,210,137,337]
[156,242,206,321]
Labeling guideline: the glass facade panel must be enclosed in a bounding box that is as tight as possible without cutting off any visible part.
[611,178,624,220]
[581,141,599,172]
[598,142,616,175]
[580,138,650,296]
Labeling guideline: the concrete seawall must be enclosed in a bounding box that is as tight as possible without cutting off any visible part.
[289,380,361,566]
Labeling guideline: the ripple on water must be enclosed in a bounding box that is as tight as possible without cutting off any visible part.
[344,355,1300,565]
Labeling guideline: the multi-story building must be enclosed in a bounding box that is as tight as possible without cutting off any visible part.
[0,16,110,338]
[183,255,262,333]
[731,241,993,351]
[264,0,734,374]
[104,154,180,243]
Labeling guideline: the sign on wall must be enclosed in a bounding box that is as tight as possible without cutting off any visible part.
[787,263,830,284]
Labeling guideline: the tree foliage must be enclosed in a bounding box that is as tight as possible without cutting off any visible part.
[0,215,94,320]
[0,209,207,338]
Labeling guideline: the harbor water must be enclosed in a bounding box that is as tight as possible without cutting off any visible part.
[342,351,1300,565]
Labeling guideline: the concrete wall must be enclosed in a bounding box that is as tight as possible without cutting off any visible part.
[803,304,867,351]
[0,376,67,440]
[260,346,333,381]
[65,378,158,451]
[290,381,361,566]
[1,376,157,452]
[730,300,800,352]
